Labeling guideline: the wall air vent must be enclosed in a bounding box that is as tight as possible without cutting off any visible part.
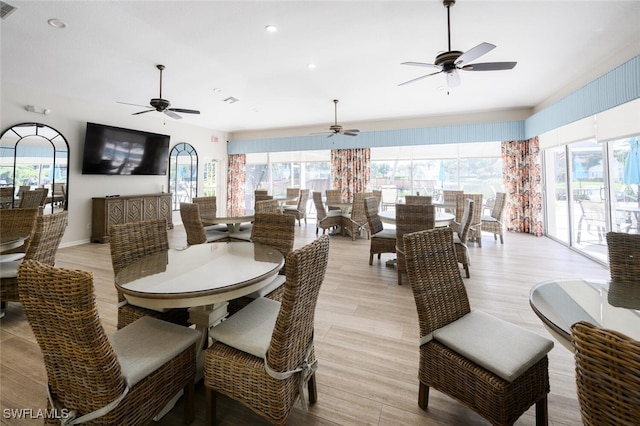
[0,1,17,20]
[223,97,239,104]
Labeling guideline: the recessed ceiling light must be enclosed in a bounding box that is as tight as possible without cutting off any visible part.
[265,25,278,32]
[47,18,67,29]
[307,63,316,69]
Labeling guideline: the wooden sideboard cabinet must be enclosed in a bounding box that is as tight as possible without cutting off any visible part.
[91,193,173,243]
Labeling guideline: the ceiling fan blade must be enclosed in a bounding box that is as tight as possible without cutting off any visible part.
[164,110,182,120]
[401,61,439,68]
[398,70,442,87]
[456,42,495,66]
[446,71,461,89]
[327,133,336,138]
[343,132,359,136]
[118,101,152,108]
[343,129,360,133]
[461,61,517,71]
[168,108,201,114]
[132,109,154,115]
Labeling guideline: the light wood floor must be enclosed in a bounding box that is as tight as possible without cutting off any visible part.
[0,223,609,425]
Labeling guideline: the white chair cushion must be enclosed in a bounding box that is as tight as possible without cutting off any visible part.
[481,215,498,222]
[372,229,395,240]
[433,310,553,382]
[0,253,25,263]
[109,316,201,387]
[0,260,21,279]
[247,274,286,298]
[326,210,341,217]
[209,297,281,359]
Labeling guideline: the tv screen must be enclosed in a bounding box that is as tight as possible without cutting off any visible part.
[82,122,170,175]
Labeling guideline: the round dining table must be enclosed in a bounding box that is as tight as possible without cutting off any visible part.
[0,233,28,254]
[200,209,255,233]
[115,242,284,375]
[379,210,455,227]
[529,278,640,351]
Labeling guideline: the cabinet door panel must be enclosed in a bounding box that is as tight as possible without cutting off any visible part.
[159,194,173,228]
[143,197,159,221]
[106,199,125,228]
[125,198,143,223]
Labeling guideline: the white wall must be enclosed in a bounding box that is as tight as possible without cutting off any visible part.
[1,84,228,246]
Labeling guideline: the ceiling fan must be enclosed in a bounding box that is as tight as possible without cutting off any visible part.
[118,65,200,120]
[399,0,516,90]
[313,99,360,137]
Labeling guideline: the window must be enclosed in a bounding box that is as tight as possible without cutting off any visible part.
[0,123,69,213]
[168,143,197,210]
[371,142,503,202]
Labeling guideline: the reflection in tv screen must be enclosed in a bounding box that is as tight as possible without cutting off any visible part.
[82,122,170,175]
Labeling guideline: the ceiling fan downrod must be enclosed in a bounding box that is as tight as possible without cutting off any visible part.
[444,0,455,52]
[157,64,165,99]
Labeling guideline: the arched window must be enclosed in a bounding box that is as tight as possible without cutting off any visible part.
[168,142,198,210]
[0,123,70,213]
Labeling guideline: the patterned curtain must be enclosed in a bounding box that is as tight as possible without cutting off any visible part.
[501,137,544,236]
[331,148,371,201]
[227,154,246,215]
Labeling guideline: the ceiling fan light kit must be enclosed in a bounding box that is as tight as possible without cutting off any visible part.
[399,0,517,90]
[118,64,201,120]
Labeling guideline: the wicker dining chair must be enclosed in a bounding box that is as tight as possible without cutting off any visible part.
[1,210,67,314]
[109,218,190,329]
[19,188,47,208]
[325,189,342,211]
[0,207,38,255]
[254,189,269,196]
[192,196,227,232]
[0,186,14,208]
[403,227,553,426]
[395,203,434,285]
[255,198,280,214]
[405,195,432,205]
[227,213,296,315]
[18,259,200,426]
[284,187,300,206]
[204,235,330,425]
[442,189,463,216]
[364,196,396,265]
[606,231,640,285]
[180,202,229,245]
[312,191,341,235]
[283,189,310,226]
[450,198,474,278]
[343,192,372,241]
[372,189,382,208]
[571,321,640,426]
[481,192,506,244]
[464,193,484,247]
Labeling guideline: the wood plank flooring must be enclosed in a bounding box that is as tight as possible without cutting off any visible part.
[0,223,609,425]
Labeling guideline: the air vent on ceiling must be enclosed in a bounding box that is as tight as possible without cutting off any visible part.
[0,1,17,20]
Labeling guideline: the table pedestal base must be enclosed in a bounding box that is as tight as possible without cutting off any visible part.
[189,302,229,380]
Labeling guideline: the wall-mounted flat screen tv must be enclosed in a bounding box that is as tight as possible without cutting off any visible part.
[81,122,170,175]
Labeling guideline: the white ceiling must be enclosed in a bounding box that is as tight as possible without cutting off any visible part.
[2,1,639,134]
